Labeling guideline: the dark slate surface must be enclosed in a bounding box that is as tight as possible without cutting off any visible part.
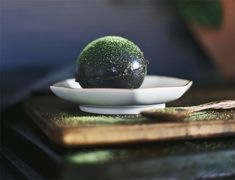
[1,103,235,179]
[1,88,235,179]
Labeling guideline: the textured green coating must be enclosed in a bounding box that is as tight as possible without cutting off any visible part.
[76,36,148,88]
[48,109,235,128]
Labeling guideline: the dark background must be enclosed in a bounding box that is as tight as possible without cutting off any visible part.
[1,0,222,109]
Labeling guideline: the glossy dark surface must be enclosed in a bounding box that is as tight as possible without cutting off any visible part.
[76,37,148,88]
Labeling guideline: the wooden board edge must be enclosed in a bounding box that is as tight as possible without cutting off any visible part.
[23,102,64,146]
[23,100,235,147]
[61,120,235,146]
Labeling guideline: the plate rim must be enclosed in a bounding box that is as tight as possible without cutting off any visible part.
[50,75,193,92]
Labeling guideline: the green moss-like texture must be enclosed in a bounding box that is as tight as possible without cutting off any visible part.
[76,36,148,88]
[50,113,151,128]
[77,36,144,64]
[48,109,235,128]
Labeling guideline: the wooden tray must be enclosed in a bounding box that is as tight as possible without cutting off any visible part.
[24,97,235,147]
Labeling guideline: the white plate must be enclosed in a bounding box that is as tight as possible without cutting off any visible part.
[50,75,192,106]
[79,104,166,115]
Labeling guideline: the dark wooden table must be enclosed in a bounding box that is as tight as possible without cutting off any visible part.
[1,87,235,179]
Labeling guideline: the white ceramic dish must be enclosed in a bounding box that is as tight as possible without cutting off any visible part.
[50,75,192,114]
[79,104,166,115]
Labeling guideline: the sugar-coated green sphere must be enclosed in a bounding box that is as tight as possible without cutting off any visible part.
[75,36,148,88]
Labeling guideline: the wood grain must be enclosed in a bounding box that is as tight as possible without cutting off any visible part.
[24,97,235,147]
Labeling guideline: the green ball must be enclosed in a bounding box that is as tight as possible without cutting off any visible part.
[75,36,148,88]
